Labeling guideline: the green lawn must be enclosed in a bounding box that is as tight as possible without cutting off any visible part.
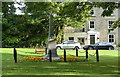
[0,48,119,77]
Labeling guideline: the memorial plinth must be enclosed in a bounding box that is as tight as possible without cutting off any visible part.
[42,39,60,59]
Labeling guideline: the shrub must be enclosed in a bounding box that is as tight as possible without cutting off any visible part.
[116,43,120,47]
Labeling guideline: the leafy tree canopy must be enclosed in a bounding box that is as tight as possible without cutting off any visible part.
[2,1,120,47]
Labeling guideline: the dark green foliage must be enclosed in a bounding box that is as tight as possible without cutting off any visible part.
[2,2,93,48]
[2,2,49,48]
[94,2,120,17]
[116,43,120,47]
[2,14,49,48]
[111,19,120,28]
[3,2,119,48]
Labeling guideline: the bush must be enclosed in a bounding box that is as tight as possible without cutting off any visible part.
[116,43,120,47]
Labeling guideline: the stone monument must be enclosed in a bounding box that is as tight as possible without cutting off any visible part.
[42,12,60,59]
[42,39,60,59]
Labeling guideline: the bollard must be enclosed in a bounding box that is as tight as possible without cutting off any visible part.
[86,49,88,59]
[96,49,99,62]
[45,48,47,55]
[64,49,66,62]
[49,50,52,62]
[13,48,17,63]
[76,48,78,57]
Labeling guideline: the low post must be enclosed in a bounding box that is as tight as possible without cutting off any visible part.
[96,49,99,62]
[45,47,47,55]
[49,50,52,62]
[86,49,88,59]
[76,48,78,57]
[64,49,66,62]
[13,48,17,63]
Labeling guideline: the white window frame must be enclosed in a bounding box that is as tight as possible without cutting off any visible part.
[108,20,114,29]
[89,20,95,29]
[108,34,115,43]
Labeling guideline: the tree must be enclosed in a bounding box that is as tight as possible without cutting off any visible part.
[94,2,120,17]
[2,2,94,47]
[2,2,20,47]
[5,2,118,47]
[24,2,93,43]
[2,2,50,47]
[111,19,120,28]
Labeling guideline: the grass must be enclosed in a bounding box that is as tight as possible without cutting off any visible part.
[0,48,119,77]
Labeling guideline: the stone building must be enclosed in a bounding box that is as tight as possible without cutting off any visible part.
[64,7,120,46]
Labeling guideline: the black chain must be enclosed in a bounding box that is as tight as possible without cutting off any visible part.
[17,49,96,56]
[88,52,96,56]
[67,53,75,56]
[78,51,85,53]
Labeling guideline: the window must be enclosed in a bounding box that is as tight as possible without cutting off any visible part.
[78,38,84,44]
[98,42,107,45]
[69,37,74,40]
[108,21,114,29]
[89,21,95,29]
[108,34,115,43]
[63,41,75,44]
[90,10,94,16]
[82,28,85,32]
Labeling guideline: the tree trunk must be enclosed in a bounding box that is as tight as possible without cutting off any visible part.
[60,25,64,43]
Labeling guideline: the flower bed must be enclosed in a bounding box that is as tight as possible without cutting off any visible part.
[23,56,87,62]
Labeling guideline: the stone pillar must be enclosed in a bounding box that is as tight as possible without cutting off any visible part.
[42,39,60,59]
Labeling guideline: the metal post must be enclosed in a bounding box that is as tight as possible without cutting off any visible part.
[96,49,99,62]
[86,49,88,59]
[45,48,47,55]
[76,48,78,57]
[49,50,52,62]
[13,48,17,63]
[64,49,66,62]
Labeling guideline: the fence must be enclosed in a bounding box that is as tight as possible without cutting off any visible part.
[13,48,99,63]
